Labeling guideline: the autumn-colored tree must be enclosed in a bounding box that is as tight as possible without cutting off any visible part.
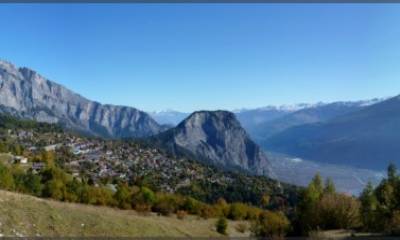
[215,197,229,216]
[87,186,115,206]
[228,203,248,220]
[114,183,132,209]
[261,194,270,208]
[251,211,290,238]
[41,150,56,167]
[316,193,361,230]
[43,178,66,200]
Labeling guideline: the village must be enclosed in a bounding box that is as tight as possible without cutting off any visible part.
[0,128,233,193]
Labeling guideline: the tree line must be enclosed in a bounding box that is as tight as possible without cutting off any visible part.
[288,163,400,237]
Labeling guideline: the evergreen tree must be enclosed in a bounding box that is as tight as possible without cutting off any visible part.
[324,178,336,194]
[359,182,378,231]
[387,163,398,183]
[309,173,324,201]
[216,217,228,235]
[22,171,43,196]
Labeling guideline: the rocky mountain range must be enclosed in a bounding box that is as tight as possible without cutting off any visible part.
[149,99,385,144]
[263,95,400,170]
[150,111,274,177]
[0,60,275,179]
[0,60,162,138]
[250,99,384,143]
[1,59,396,193]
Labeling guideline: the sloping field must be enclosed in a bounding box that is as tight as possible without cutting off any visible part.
[0,190,248,237]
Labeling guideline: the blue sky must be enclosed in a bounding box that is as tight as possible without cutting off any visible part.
[0,4,399,112]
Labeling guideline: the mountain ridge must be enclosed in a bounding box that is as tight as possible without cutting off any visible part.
[262,95,400,170]
[149,98,387,142]
[0,60,162,138]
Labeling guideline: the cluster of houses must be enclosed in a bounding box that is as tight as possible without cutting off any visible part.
[3,128,234,193]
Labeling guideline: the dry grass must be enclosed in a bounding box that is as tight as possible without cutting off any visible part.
[309,229,381,239]
[0,153,12,164]
[0,190,249,237]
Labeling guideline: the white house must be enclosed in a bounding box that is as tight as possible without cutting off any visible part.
[44,144,60,152]
[14,156,28,164]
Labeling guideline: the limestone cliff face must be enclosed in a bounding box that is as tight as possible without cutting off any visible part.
[154,111,274,176]
[0,60,162,138]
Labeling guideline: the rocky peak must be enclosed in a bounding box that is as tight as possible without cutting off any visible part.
[157,110,274,177]
[0,60,21,78]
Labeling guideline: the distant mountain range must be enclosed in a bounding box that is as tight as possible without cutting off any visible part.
[0,60,162,138]
[149,99,385,144]
[245,100,384,143]
[263,95,400,170]
[149,110,190,126]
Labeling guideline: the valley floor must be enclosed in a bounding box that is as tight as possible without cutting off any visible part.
[0,190,248,237]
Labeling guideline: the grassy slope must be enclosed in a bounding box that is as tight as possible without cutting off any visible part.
[0,190,248,237]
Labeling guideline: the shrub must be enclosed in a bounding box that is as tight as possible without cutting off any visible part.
[132,186,156,211]
[199,204,216,219]
[176,210,187,220]
[215,198,230,216]
[386,211,400,236]
[183,197,202,215]
[251,211,290,238]
[114,183,132,209]
[246,206,263,220]
[216,217,228,235]
[87,186,115,206]
[140,187,156,204]
[42,179,66,200]
[135,203,152,214]
[152,193,183,216]
[0,162,15,190]
[153,199,175,216]
[22,172,42,196]
[64,178,81,202]
[228,203,248,220]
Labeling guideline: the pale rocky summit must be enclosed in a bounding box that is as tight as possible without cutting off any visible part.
[153,110,274,177]
[0,60,162,138]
